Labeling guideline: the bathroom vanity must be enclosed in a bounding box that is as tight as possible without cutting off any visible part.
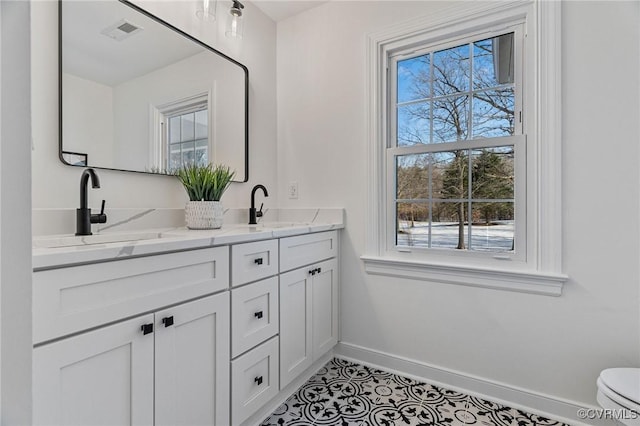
[32,221,341,425]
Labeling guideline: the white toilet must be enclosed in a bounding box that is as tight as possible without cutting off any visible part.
[597,368,640,425]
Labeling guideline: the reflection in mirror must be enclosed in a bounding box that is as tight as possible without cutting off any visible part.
[60,0,248,181]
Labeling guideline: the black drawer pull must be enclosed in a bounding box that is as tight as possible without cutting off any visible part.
[141,323,154,335]
[316,267,322,274]
[254,376,263,386]
[254,258,263,265]
[162,316,174,327]
[254,311,263,319]
[309,269,315,276]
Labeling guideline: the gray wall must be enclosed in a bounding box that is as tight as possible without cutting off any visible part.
[1,1,33,423]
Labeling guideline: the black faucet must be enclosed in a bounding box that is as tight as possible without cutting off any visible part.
[76,168,107,236]
[249,184,268,225]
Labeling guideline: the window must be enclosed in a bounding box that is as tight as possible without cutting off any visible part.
[363,2,567,295]
[166,105,209,170]
[389,30,524,259]
[150,93,211,172]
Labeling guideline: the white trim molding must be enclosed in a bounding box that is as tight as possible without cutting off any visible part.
[335,342,607,426]
[364,0,565,295]
[149,90,212,171]
[536,0,563,274]
[361,255,568,296]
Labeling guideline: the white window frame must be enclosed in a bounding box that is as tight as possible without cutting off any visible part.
[148,90,214,171]
[387,26,525,261]
[362,1,568,296]
[164,97,208,169]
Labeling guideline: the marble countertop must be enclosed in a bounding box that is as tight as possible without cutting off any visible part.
[33,221,343,271]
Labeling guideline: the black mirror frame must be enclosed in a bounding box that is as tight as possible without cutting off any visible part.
[58,0,249,182]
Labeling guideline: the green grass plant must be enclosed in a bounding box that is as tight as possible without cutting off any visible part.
[176,164,235,201]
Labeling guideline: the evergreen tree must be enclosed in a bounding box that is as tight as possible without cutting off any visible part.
[472,149,514,224]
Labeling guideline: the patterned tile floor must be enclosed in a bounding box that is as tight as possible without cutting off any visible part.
[260,358,570,426]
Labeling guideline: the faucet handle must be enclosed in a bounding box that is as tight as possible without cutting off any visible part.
[256,203,264,218]
[91,200,108,224]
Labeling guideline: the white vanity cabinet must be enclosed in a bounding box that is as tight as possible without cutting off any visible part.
[279,231,338,389]
[154,294,230,426]
[34,293,230,426]
[32,246,229,344]
[33,247,231,426]
[229,276,280,425]
[231,239,279,287]
[230,240,281,425]
[33,314,155,425]
[231,276,279,357]
[32,225,342,426]
[231,336,280,425]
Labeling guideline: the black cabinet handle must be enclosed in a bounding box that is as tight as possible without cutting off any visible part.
[141,323,154,335]
[254,311,263,319]
[309,267,322,276]
[162,316,174,327]
[254,258,263,265]
[254,376,263,386]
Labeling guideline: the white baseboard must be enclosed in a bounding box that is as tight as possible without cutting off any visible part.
[335,342,615,426]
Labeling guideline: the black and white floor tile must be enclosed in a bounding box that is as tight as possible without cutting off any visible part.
[260,358,570,426]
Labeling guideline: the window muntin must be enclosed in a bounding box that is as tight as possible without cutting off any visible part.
[167,106,208,170]
[388,29,523,258]
[395,32,517,147]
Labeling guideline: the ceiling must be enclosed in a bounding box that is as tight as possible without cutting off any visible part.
[251,1,328,22]
[63,1,203,86]
[63,0,330,86]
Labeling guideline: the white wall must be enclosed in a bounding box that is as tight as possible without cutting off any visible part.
[112,50,244,173]
[62,73,114,166]
[277,0,640,407]
[30,0,640,412]
[32,0,277,211]
[1,1,32,423]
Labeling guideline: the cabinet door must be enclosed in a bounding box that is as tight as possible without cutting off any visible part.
[154,293,230,426]
[279,267,313,388]
[33,314,155,426]
[311,258,339,359]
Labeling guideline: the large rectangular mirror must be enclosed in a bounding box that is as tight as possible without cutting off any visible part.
[59,0,249,181]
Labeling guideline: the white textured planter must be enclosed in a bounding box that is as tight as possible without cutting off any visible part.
[185,201,224,229]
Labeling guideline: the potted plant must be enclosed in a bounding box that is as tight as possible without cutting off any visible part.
[176,164,235,229]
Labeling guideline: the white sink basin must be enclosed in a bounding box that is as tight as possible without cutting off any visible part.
[33,231,166,249]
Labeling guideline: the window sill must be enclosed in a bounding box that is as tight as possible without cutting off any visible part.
[360,255,568,296]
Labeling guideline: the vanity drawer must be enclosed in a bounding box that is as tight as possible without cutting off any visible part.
[231,277,279,357]
[231,239,278,287]
[279,231,337,272]
[231,337,279,426]
[33,246,229,344]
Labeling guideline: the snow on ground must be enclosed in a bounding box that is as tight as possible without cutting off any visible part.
[397,221,514,252]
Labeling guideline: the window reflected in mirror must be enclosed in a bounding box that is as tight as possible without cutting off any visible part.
[60,0,248,180]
